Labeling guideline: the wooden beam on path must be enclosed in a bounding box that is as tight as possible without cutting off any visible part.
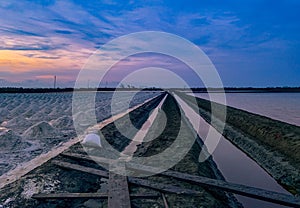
[52,160,109,178]
[51,160,202,196]
[161,171,300,208]
[32,193,108,199]
[161,193,169,208]
[61,152,163,173]
[108,171,131,208]
[127,177,202,196]
[61,152,113,165]
[129,162,300,207]
[54,157,300,207]
[32,193,159,200]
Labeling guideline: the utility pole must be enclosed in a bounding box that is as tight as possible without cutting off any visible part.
[54,75,57,89]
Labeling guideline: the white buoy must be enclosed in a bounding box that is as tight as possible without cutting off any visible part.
[81,133,102,148]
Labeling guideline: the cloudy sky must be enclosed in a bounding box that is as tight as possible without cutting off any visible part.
[0,0,299,87]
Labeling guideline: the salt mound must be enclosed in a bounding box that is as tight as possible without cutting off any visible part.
[51,116,74,130]
[29,111,50,121]
[5,116,32,128]
[23,121,59,140]
[64,106,72,114]
[23,108,36,118]
[10,105,26,116]
[0,108,10,122]
[48,109,62,119]
[0,129,30,151]
[43,107,53,114]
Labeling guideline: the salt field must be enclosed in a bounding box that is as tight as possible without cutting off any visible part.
[191,93,300,126]
[0,91,160,176]
[0,91,299,208]
[176,94,291,208]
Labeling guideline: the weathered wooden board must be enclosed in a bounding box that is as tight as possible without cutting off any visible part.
[108,171,131,208]
[52,160,109,178]
[32,193,109,199]
[62,152,113,164]
[127,177,202,196]
[32,193,159,199]
[161,193,169,208]
[54,158,300,207]
[52,160,202,196]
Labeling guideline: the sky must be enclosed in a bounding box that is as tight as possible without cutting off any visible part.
[0,0,299,88]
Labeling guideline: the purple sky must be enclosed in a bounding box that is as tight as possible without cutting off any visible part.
[0,0,299,88]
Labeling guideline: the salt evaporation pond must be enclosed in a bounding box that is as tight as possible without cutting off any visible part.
[176,94,291,208]
[0,91,160,176]
[191,93,300,126]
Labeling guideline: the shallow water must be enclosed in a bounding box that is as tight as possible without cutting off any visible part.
[191,93,300,126]
[175,94,291,208]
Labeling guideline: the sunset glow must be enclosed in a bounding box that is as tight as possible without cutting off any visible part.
[0,1,299,87]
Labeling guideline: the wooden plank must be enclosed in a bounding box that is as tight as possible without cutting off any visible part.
[161,193,169,208]
[129,162,300,207]
[32,193,108,199]
[54,158,300,207]
[108,171,131,208]
[61,152,164,173]
[52,160,109,178]
[162,170,300,208]
[62,152,114,165]
[52,160,202,196]
[32,193,159,200]
[127,178,202,196]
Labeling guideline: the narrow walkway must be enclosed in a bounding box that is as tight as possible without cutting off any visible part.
[121,94,167,158]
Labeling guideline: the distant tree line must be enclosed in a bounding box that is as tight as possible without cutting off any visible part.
[190,87,300,93]
[0,87,164,93]
[0,87,299,94]
[0,87,74,93]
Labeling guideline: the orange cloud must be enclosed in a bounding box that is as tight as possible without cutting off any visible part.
[0,50,85,74]
[0,50,53,72]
